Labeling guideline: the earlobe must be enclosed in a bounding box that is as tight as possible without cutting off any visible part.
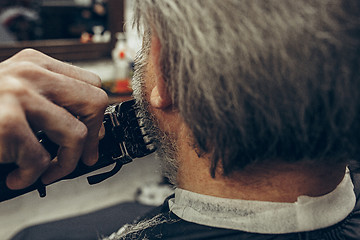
[150,85,172,109]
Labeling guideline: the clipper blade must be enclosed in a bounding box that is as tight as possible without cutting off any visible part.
[114,100,156,159]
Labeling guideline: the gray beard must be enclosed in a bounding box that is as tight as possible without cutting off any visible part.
[131,51,179,186]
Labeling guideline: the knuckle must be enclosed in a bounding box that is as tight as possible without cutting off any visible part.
[0,77,31,97]
[13,49,53,72]
[0,61,44,84]
[70,122,88,145]
[81,88,108,117]
[27,152,51,176]
[0,108,23,135]
[0,74,26,93]
[94,88,109,110]
[14,62,43,79]
[36,151,51,170]
[15,48,41,59]
[92,74,102,88]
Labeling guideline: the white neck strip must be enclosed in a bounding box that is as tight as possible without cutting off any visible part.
[169,168,355,234]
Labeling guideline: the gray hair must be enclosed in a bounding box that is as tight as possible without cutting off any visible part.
[133,0,360,176]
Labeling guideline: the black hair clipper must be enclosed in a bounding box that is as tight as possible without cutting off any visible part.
[0,99,156,202]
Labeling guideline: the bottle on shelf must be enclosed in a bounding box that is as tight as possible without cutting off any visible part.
[110,32,133,95]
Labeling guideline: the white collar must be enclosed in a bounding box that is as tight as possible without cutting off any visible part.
[168,168,356,234]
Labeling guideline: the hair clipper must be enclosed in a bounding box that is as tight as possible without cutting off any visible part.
[0,99,156,202]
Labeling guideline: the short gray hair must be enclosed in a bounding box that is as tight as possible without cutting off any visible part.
[133,0,360,176]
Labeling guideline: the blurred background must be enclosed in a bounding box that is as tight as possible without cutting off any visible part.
[0,0,142,97]
[0,0,109,42]
[0,1,168,239]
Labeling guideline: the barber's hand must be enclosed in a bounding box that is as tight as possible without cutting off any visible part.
[0,49,108,190]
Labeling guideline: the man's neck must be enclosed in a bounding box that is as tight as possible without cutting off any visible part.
[176,144,347,202]
[152,110,347,203]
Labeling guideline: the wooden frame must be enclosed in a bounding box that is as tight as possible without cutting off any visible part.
[0,0,125,62]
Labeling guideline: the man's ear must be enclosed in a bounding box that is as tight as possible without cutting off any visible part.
[149,35,172,109]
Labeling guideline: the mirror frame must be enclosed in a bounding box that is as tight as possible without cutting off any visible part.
[0,0,124,62]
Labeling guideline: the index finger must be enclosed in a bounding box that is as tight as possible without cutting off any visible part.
[9,49,102,87]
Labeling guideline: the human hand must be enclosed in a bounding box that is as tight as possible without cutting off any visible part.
[0,49,108,190]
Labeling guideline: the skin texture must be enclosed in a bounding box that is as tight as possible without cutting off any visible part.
[0,49,108,189]
[144,34,347,203]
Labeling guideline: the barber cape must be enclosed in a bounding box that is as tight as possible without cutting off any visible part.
[107,166,360,240]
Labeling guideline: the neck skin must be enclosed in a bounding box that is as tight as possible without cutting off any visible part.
[176,134,346,202]
[144,34,347,203]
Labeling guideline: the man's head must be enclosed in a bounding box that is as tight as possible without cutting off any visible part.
[131,0,360,182]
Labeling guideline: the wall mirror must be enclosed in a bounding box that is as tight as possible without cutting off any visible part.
[0,0,124,62]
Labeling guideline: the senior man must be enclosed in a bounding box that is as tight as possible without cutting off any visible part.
[106,0,360,239]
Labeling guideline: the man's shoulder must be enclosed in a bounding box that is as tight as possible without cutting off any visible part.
[119,196,256,240]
